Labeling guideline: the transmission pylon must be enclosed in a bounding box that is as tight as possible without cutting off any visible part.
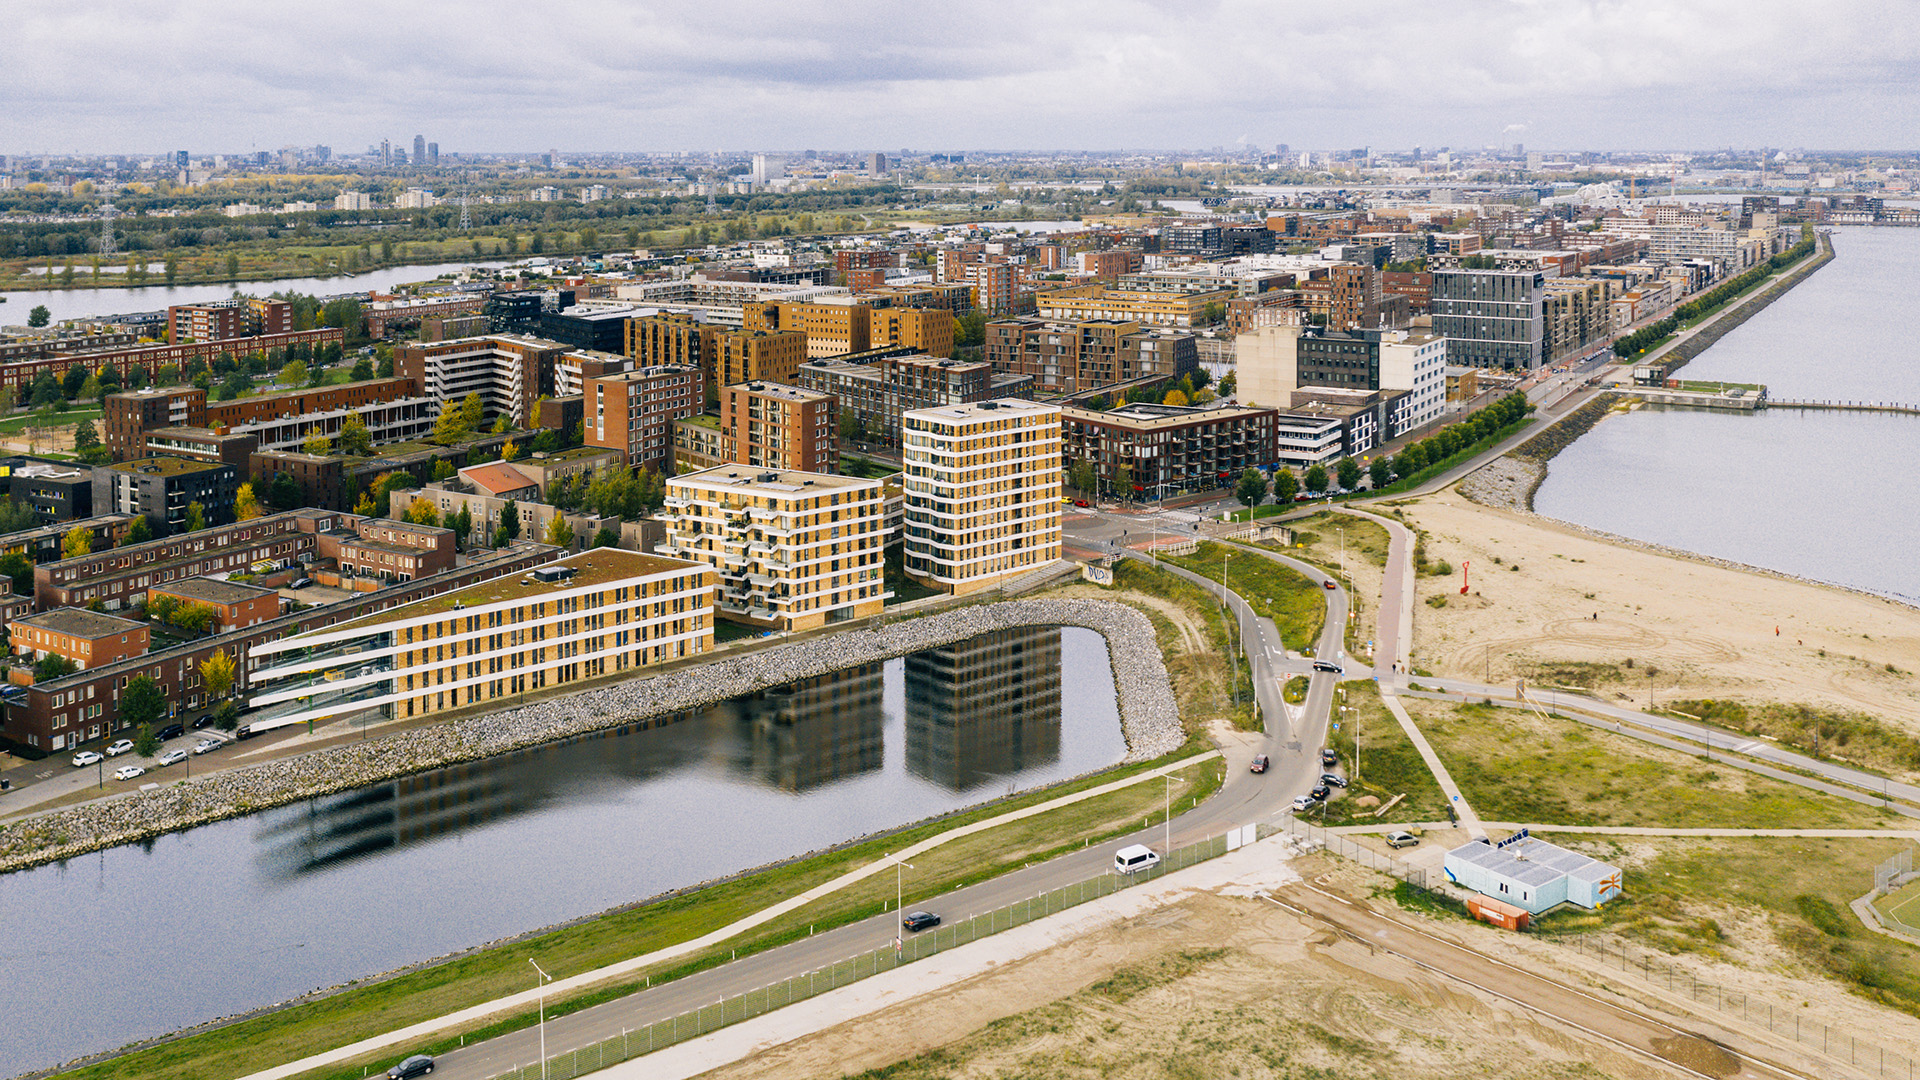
[458,173,472,231]
[98,201,116,256]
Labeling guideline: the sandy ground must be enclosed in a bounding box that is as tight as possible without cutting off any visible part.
[1402,488,1920,731]
[699,882,1694,1080]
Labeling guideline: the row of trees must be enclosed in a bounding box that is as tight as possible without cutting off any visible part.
[1613,229,1817,358]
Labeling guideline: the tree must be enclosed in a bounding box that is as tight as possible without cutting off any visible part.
[1304,464,1329,494]
[200,649,236,699]
[215,699,239,732]
[302,432,331,457]
[62,364,88,399]
[350,357,374,381]
[61,524,92,558]
[498,500,521,540]
[72,419,100,452]
[135,723,160,758]
[491,415,512,435]
[838,408,866,441]
[1336,456,1362,491]
[492,525,511,548]
[336,414,372,455]
[501,438,520,461]
[458,393,485,433]
[429,458,456,483]
[405,497,440,528]
[269,471,302,511]
[432,400,471,443]
[1114,462,1134,497]
[30,372,61,408]
[216,371,250,400]
[80,375,102,401]
[0,497,36,534]
[0,552,30,597]
[592,525,619,549]
[1161,389,1189,407]
[27,305,50,328]
[1369,456,1394,489]
[33,654,76,683]
[544,513,573,547]
[122,516,154,545]
[233,483,263,521]
[1068,459,1097,495]
[1235,468,1268,508]
[1273,467,1299,505]
[121,675,168,732]
[186,501,206,533]
[280,359,308,386]
[452,505,473,548]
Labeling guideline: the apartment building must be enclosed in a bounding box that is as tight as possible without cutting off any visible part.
[1035,280,1234,328]
[1235,325,1446,439]
[6,459,95,522]
[672,416,727,472]
[394,335,565,426]
[741,298,874,358]
[720,381,837,473]
[1058,401,1278,497]
[105,387,208,461]
[11,609,149,671]
[1428,256,1548,371]
[1542,278,1616,364]
[796,353,1033,449]
[96,456,237,538]
[657,466,889,630]
[868,307,954,359]
[165,297,292,344]
[147,577,280,632]
[247,549,713,728]
[0,328,345,401]
[584,365,703,472]
[626,315,808,397]
[900,399,1061,595]
[983,318,1198,395]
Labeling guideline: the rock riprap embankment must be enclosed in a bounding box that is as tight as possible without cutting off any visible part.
[0,599,1180,873]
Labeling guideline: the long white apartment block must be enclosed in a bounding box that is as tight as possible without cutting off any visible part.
[900,398,1061,595]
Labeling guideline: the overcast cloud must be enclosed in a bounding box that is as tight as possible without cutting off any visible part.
[7,0,1918,154]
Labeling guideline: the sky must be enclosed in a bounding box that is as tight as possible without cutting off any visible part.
[7,0,1919,155]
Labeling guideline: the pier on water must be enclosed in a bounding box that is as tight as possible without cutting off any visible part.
[1622,383,1918,417]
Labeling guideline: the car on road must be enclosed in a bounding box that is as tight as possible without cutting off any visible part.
[1319,773,1347,788]
[1323,579,1338,590]
[193,738,220,755]
[113,764,145,781]
[1311,660,1343,674]
[1073,499,1090,508]
[386,1056,434,1079]
[1310,784,1331,801]
[1320,748,1339,767]
[1385,831,1420,849]
[1290,795,1317,813]
[71,750,103,768]
[902,910,941,932]
[105,739,134,757]
[1249,753,1269,774]
[157,749,189,767]
[1113,844,1161,874]
[192,714,216,729]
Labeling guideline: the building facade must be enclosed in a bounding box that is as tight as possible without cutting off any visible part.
[96,456,237,537]
[796,353,1033,449]
[1429,257,1547,370]
[1058,402,1279,497]
[394,336,564,427]
[584,365,704,472]
[12,609,149,671]
[657,466,889,630]
[720,381,838,474]
[901,399,1061,595]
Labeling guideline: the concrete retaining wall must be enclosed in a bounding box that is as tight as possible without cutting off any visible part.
[0,599,1180,874]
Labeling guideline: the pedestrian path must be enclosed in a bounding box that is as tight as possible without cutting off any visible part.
[1327,822,1920,839]
[1377,689,1486,841]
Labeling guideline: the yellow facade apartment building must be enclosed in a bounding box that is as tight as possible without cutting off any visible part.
[247,550,714,727]
[657,466,890,631]
[901,398,1062,595]
[626,314,806,396]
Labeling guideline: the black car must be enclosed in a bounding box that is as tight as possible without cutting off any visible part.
[902,910,941,932]
[1320,773,1348,789]
[387,1055,433,1079]
[1310,784,1331,801]
[192,714,216,729]
[156,723,184,742]
[1311,660,1343,674]
[1320,748,1339,767]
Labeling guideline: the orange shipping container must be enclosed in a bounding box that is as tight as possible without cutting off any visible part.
[1467,894,1532,931]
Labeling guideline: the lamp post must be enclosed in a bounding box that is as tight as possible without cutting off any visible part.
[1337,525,1345,582]
[1222,552,1239,711]
[881,852,913,950]
[530,958,552,1079]
[1164,771,1185,855]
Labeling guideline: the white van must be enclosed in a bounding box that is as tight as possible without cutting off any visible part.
[1113,844,1161,875]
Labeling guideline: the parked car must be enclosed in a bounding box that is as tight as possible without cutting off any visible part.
[105,739,134,757]
[192,739,220,755]
[156,723,184,742]
[386,1056,434,1079]
[113,765,145,781]
[235,724,259,740]
[1320,748,1339,767]
[157,749,189,767]
[192,714,217,730]
[1310,784,1331,801]
[1385,831,1420,849]
[1320,773,1348,789]
[1113,844,1161,874]
[71,750,103,768]
[1249,753,1270,774]
[290,577,314,590]
[1290,795,1317,813]
[902,910,941,932]
[1311,660,1343,674]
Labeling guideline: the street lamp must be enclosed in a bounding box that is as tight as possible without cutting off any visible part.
[530,958,553,1080]
[881,852,913,950]
[1163,771,1186,856]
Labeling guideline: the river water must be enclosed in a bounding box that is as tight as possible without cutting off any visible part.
[0,625,1123,1076]
[0,258,518,327]
[1534,229,1920,604]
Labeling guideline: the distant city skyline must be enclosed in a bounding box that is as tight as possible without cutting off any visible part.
[6,1,1917,154]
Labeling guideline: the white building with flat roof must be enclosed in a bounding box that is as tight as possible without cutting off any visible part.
[901,399,1061,595]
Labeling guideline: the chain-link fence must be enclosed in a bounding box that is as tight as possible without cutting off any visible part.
[486,826,1262,1080]
[1272,815,1434,891]
[1563,933,1916,1079]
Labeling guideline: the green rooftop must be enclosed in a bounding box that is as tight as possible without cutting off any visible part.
[319,548,703,633]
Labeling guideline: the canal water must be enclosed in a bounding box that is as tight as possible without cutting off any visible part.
[1534,228,1920,604]
[0,257,519,327]
[0,625,1124,1076]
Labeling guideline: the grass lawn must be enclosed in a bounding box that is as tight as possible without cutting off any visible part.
[0,406,102,434]
[65,741,1226,1080]
[1160,541,1325,652]
[1531,834,1920,1018]
[1280,509,1391,569]
[1404,697,1898,830]
[1106,559,1256,731]
[840,454,902,480]
[1316,680,1451,826]
[712,620,765,643]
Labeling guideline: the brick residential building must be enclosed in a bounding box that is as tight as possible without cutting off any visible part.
[0,328,344,399]
[584,365,704,472]
[105,387,208,462]
[394,336,565,427]
[901,399,1061,595]
[1057,401,1279,498]
[796,353,1033,448]
[983,318,1198,395]
[626,315,807,398]
[11,609,150,671]
[720,381,838,473]
[148,578,281,632]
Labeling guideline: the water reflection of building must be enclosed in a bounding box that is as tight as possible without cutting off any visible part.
[905,625,1063,790]
[728,662,887,792]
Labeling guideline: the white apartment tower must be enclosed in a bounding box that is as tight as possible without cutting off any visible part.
[900,399,1061,595]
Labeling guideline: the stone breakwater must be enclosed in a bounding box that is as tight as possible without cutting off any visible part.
[1459,392,1622,513]
[0,599,1180,875]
